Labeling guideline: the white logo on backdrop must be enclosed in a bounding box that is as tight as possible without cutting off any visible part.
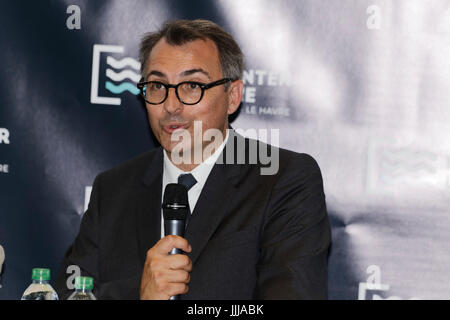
[366,144,450,192]
[242,69,292,118]
[358,265,420,300]
[0,164,9,174]
[0,128,10,174]
[90,45,141,106]
[0,128,10,144]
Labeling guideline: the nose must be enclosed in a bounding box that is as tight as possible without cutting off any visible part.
[163,87,183,114]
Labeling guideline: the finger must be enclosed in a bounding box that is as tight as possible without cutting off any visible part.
[167,254,192,271]
[165,270,190,284]
[167,283,189,297]
[155,235,192,255]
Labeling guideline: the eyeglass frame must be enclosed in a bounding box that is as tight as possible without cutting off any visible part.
[136,78,234,105]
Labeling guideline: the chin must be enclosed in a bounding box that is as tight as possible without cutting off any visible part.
[163,139,191,154]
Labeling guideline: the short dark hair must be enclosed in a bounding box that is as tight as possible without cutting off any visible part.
[139,19,244,82]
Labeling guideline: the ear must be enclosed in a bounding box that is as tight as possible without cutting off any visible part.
[227,80,244,115]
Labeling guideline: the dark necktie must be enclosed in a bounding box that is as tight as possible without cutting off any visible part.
[177,173,197,192]
[177,173,197,227]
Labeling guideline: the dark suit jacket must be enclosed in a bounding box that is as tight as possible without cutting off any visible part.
[55,131,331,299]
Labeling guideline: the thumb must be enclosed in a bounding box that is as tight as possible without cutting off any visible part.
[156,235,191,254]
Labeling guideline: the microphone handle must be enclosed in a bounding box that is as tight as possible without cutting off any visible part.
[164,219,186,301]
[165,219,185,254]
[164,219,186,243]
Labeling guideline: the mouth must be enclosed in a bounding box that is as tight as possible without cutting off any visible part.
[162,123,189,134]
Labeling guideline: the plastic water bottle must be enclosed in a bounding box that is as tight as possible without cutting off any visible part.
[21,268,59,300]
[67,276,97,300]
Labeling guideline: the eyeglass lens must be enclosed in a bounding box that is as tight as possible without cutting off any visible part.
[144,82,202,104]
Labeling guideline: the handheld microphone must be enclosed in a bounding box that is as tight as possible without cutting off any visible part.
[162,183,189,254]
[162,184,190,300]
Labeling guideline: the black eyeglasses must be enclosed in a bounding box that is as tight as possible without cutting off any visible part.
[137,78,233,105]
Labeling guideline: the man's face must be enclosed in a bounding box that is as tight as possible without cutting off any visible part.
[143,38,242,162]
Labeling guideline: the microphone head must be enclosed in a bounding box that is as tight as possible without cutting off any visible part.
[162,183,189,221]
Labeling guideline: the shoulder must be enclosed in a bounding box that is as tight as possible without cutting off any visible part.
[273,148,325,199]
[278,147,322,175]
[94,148,162,187]
[227,130,322,179]
[268,147,324,194]
[253,139,322,178]
[242,136,324,196]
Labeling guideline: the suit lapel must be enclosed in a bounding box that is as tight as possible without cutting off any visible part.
[136,147,163,266]
[184,164,233,265]
[184,130,250,265]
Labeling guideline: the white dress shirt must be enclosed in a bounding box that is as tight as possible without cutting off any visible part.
[160,130,230,238]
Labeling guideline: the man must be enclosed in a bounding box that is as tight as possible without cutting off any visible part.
[55,19,331,300]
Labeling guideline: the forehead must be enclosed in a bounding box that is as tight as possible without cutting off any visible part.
[145,38,222,79]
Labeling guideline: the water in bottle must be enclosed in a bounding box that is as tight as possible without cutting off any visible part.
[21,268,59,300]
[67,276,97,300]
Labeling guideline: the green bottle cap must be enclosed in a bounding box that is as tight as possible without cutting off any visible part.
[75,276,94,290]
[32,268,51,281]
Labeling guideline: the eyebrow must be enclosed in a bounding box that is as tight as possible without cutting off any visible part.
[145,70,165,80]
[180,68,211,80]
[145,68,211,81]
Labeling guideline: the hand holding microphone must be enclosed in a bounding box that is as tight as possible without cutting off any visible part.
[140,235,192,300]
[140,184,192,300]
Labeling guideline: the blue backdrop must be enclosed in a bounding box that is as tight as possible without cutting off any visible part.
[1,0,450,300]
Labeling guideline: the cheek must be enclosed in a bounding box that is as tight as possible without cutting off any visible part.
[192,110,221,133]
[146,108,161,134]
[196,98,228,128]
